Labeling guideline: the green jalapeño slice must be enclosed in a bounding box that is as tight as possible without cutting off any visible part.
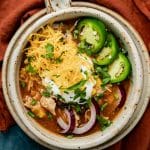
[108,53,131,83]
[75,17,107,55]
[96,33,119,65]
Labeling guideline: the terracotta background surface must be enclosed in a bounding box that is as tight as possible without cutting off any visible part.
[0,0,149,150]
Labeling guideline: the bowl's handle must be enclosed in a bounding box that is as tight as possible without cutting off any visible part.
[45,0,72,13]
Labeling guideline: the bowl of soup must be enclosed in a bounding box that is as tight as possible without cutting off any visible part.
[2,0,150,149]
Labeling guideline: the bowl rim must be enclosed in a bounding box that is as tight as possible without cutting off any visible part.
[2,1,150,149]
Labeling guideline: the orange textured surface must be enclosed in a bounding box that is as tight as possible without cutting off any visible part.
[0,0,149,149]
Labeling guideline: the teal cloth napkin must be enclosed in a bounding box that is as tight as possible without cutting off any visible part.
[0,125,47,150]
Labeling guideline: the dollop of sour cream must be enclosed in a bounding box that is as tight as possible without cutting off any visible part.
[42,65,96,104]
[42,77,60,95]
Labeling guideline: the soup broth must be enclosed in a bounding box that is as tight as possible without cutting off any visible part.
[19,17,131,137]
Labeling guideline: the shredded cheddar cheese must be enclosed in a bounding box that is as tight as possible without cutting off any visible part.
[23,24,94,89]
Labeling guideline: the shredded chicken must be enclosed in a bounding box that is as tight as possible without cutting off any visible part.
[24,96,46,118]
[85,109,90,122]
[73,110,80,127]
[40,96,56,116]
[27,80,33,91]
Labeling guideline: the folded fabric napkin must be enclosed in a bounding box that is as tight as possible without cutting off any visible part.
[0,0,149,150]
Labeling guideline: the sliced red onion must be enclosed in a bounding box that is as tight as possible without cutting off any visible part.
[57,109,75,133]
[72,102,96,134]
[57,117,68,129]
[117,85,126,108]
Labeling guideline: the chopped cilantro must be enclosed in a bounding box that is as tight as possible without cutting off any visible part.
[42,43,54,59]
[101,77,111,86]
[64,90,69,94]
[94,93,104,101]
[25,64,36,74]
[97,115,112,131]
[20,80,26,88]
[42,88,51,97]
[102,67,108,72]
[53,74,60,78]
[67,80,87,91]
[27,56,34,63]
[97,93,104,98]
[55,57,63,64]
[31,99,37,106]
[95,66,110,78]
[41,53,53,59]
[45,43,54,52]
[73,29,79,39]
[66,134,74,139]
[74,88,86,100]
[100,102,108,111]
[78,40,92,56]
[27,111,35,118]
[69,104,81,113]
[93,65,111,88]
[114,93,119,100]
[75,104,81,113]
[47,112,53,120]
[56,94,65,102]
[87,98,92,106]
[54,51,64,64]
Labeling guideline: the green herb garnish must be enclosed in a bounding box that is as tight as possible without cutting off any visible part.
[75,104,81,113]
[73,29,79,39]
[45,43,54,52]
[42,86,52,97]
[55,57,63,64]
[42,89,51,97]
[53,74,60,78]
[56,94,65,102]
[27,56,34,63]
[47,112,53,120]
[54,51,64,64]
[94,93,104,101]
[74,88,86,100]
[100,102,108,111]
[31,99,37,106]
[41,53,53,59]
[27,111,36,118]
[20,80,26,88]
[101,77,111,86]
[67,80,87,91]
[42,43,54,59]
[64,90,69,94]
[97,115,112,131]
[87,98,92,106]
[94,65,111,87]
[114,93,119,100]
[95,66,110,78]
[78,40,92,56]
[70,104,81,113]
[25,64,36,74]
[66,134,74,139]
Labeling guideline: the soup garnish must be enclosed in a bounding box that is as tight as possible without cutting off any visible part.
[75,18,106,55]
[19,17,131,137]
[96,33,119,65]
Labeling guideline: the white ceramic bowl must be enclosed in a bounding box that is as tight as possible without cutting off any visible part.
[2,1,150,149]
